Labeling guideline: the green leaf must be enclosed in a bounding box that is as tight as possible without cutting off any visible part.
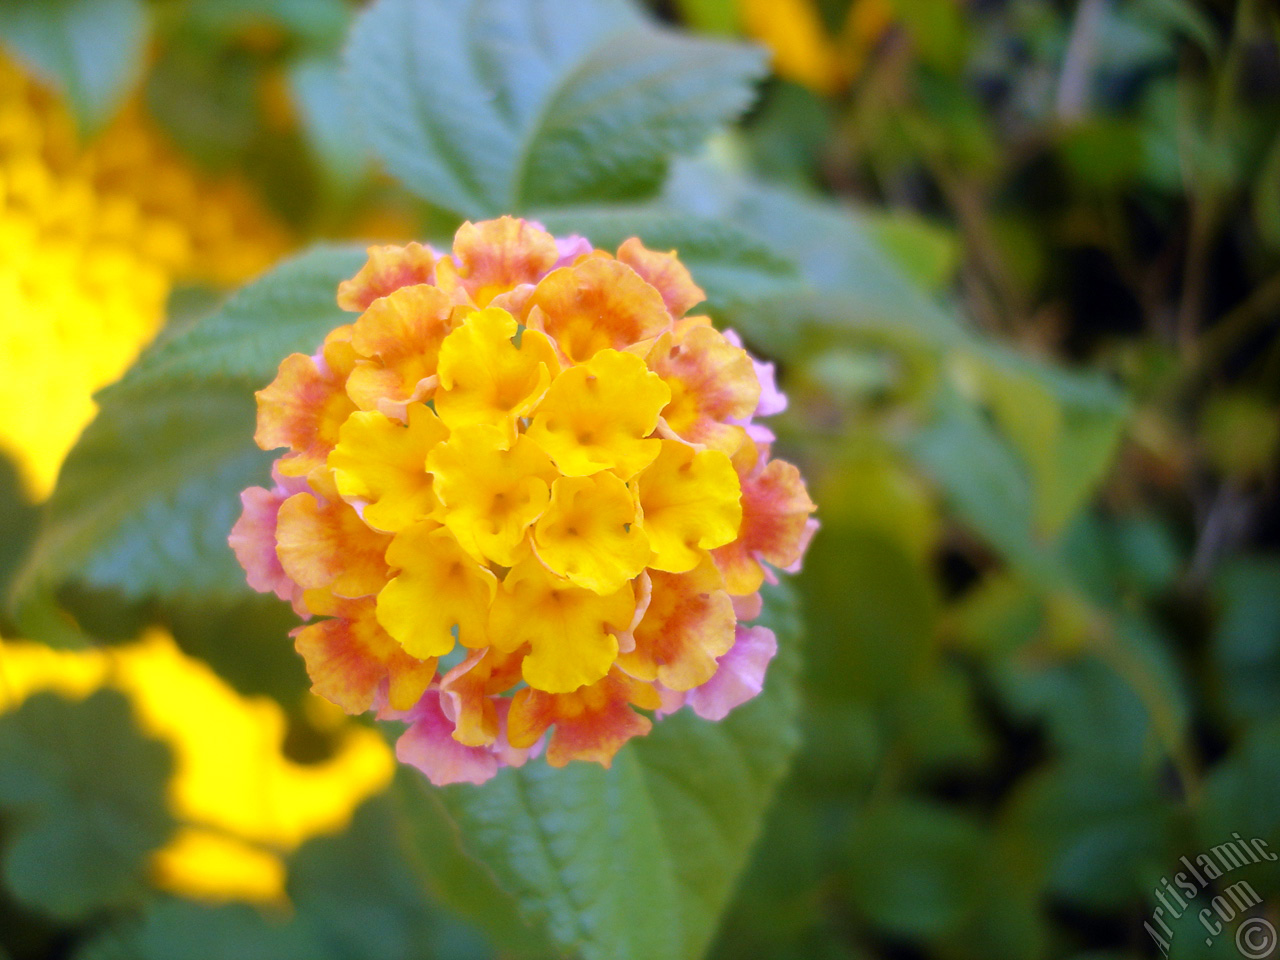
[0,689,173,920]
[10,246,365,623]
[182,0,351,52]
[118,245,367,392]
[420,581,802,960]
[394,769,555,958]
[799,527,935,702]
[288,796,496,960]
[0,0,147,133]
[1196,719,1280,891]
[665,173,966,347]
[910,389,1056,584]
[1133,0,1220,59]
[1211,558,1280,724]
[991,613,1187,770]
[1007,760,1175,911]
[10,383,269,615]
[76,901,324,960]
[165,595,312,704]
[890,663,992,772]
[966,348,1128,537]
[844,800,986,941]
[861,211,960,294]
[289,55,372,203]
[144,36,259,170]
[673,0,740,34]
[0,453,39,605]
[345,0,766,216]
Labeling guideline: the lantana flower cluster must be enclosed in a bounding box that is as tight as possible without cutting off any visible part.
[232,217,816,785]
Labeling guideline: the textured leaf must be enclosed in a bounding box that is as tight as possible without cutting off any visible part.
[118,245,367,393]
[11,384,269,612]
[411,581,802,960]
[666,164,961,318]
[394,769,555,958]
[0,0,147,132]
[10,246,364,621]
[0,690,173,920]
[346,0,766,216]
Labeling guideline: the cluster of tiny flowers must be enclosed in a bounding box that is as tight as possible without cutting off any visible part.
[232,217,816,785]
[0,54,288,497]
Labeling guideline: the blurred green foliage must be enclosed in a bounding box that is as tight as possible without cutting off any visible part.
[2,0,1280,958]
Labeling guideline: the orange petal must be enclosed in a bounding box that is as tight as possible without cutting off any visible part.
[337,242,439,312]
[527,258,671,362]
[293,593,436,714]
[616,237,704,317]
[347,284,456,410]
[449,217,559,307]
[439,646,526,747]
[617,558,736,691]
[275,492,392,598]
[254,341,359,476]
[713,457,816,594]
[506,669,660,767]
[649,324,760,454]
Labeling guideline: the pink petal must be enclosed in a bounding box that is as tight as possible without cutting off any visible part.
[685,625,777,721]
[554,235,594,269]
[229,486,297,604]
[395,691,500,786]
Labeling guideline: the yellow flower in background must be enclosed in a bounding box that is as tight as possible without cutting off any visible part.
[738,0,894,94]
[0,54,288,500]
[0,629,394,905]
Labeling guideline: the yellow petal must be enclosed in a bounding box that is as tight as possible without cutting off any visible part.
[637,440,742,573]
[490,558,633,693]
[526,348,669,478]
[434,306,559,440]
[534,473,650,595]
[429,427,558,566]
[376,522,498,658]
[328,403,448,533]
[616,558,736,690]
